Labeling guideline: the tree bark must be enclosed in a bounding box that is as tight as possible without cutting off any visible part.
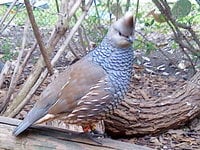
[104,71,200,137]
[0,116,151,150]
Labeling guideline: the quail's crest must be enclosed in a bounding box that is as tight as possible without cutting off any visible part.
[107,12,134,48]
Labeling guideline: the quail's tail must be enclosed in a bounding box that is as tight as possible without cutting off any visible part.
[13,119,33,136]
[13,108,47,136]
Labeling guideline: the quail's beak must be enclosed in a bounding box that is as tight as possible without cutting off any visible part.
[127,36,134,43]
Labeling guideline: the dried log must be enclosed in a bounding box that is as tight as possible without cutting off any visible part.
[0,116,152,150]
[104,71,200,137]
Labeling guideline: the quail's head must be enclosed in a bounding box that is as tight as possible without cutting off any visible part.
[107,12,134,48]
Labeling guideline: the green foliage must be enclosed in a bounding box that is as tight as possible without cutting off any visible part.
[144,19,154,27]
[83,14,107,43]
[171,41,179,49]
[145,41,157,55]
[157,14,166,23]
[15,9,57,27]
[134,38,156,55]
[133,40,143,50]
[1,39,18,61]
[171,0,192,19]
[0,1,58,27]
[0,5,7,15]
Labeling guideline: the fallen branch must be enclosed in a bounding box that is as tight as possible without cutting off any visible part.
[105,71,200,137]
[0,116,152,150]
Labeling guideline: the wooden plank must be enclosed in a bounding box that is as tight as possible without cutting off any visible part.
[0,116,152,150]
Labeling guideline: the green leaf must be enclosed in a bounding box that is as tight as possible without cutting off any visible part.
[145,42,156,55]
[145,19,155,26]
[172,0,192,19]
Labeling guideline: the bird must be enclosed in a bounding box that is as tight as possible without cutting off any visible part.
[13,12,135,137]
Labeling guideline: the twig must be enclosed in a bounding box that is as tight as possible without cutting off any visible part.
[116,0,120,19]
[133,0,139,35]
[11,41,38,92]
[68,43,80,59]
[8,69,49,118]
[0,4,24,34]
[0,61,11,89]
[68,0,82,19]
[3,0,81,117]
[93,0,101,25]
[71,38,81,56]
[106,0,112,24]
[51,0,93,66]
[135,30,177,67]
[0,18,30,113]
[179,45,196,72]
[81,25,90,50]
[74,15,87,54]
[21,41,37,71]
[8,0,93,117]
[0,0,18,28]
[152,0,197,72]
[24,0,53,75]
[155,0,196,53]
[184,26,200,50]
[55,0,60,13]
[0,10,17,34]
[125,0,130,12]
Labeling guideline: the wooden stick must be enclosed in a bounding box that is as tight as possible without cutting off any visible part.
[0,61,11,89]
[51,1,92,66]
[0,0,18,29]
[24,0,53,75]
[6,0,93,117]
[3,0,79,117]
[0,18,30,113]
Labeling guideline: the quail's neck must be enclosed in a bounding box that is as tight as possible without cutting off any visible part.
[89,36,134,100]
[91,36,134,72]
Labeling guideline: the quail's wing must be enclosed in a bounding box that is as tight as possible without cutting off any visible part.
[61,76,115,124]
[44,58,111,118]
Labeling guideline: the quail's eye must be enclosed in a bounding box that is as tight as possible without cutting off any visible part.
[119,31,129,39]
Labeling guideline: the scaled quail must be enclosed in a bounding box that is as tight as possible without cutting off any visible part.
[13,12,135,136]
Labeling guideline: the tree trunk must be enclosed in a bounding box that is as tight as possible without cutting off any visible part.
[0,116,151,150]
[104,71,200,137]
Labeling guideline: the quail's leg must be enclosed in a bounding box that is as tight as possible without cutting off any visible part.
[89,124,107,137]
[81,124,104,144]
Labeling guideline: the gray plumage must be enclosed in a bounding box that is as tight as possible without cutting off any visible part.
[90,36,134,100]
